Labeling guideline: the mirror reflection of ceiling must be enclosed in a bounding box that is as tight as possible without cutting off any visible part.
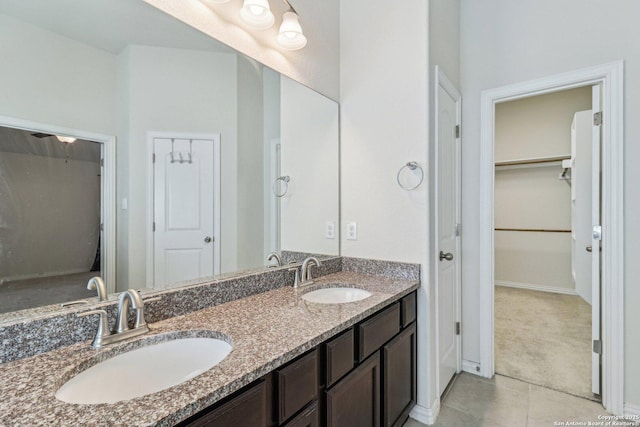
[0,126,101,162]
[0,0,232,54]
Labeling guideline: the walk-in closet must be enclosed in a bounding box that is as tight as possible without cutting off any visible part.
[493,86,600,400]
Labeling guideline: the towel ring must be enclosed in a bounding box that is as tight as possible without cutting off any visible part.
[273,175,290,197]
[397,162,424,190]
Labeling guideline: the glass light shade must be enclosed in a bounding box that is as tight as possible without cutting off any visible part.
[56,135,77,143]
[201,0,231,4]
[277,12,307,50]
[240,0,275,30]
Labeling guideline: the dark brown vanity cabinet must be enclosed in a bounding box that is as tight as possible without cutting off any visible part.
[178,291,417,427]
[382,323,417,427]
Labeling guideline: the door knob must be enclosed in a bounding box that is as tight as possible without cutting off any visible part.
[204,236,212,243]
[586,246,592,253]
[439,251,454,261]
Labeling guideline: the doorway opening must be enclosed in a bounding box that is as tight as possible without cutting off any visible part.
[493,86,598,400]
[0,116,116,311]
[478,62,624,414]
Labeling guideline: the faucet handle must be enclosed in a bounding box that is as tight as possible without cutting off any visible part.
[288,267,300,288]
[78,309,110,348]
[136,296,160,328]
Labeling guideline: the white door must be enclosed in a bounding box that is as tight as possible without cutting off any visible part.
[591,85,602,395]
[572,110,593,305]
[153,137,219,288]
[436,68,462,395]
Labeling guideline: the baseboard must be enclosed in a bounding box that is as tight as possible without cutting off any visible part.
[462,359,482,375]
[496,280,577,295]
[625,403,640,416]
[410,400,440,425]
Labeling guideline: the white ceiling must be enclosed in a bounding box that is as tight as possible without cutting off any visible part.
[0,0,232,54]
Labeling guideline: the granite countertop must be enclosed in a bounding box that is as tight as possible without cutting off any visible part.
[0,271,419,427]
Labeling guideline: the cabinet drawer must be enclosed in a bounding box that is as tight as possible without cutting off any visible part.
[401,292,416,327]
[282,401,319,427]
[325,328,355,387]
[180,379,268,427]
[358,303,400,362]
[277,349,318,424]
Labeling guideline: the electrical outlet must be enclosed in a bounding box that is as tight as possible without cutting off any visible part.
[326,221,335,239]
[347,222,357,240]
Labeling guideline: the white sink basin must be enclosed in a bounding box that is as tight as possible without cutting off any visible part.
[302,287,372,304]
[56,337,232,404]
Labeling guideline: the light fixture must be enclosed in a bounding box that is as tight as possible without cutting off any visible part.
[56,135,77,143]
[240,0,275,30]
[201,0,307,50]
[277,11,307,50]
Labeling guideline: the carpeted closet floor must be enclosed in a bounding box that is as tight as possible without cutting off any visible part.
[494,286,596,400]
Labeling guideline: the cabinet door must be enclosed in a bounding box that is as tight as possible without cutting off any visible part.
[181,379,269,427]
[382,322,416,427]
[282,401,319,427]
[277,349,319,424]
[326,352,380,427]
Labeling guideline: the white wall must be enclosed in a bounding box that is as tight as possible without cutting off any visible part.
[495,88,592,161]
[494,88,590,292]
[0,13,115,136]
[237,56,265,270]
[340,0,432,410]
[280,76,339,255]
[117,45,238,289]
[142,0,340,101]
[0,152,100,282]
[460,0,640,408]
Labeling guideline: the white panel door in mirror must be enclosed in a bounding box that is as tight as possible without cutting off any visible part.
[154,138,215,288]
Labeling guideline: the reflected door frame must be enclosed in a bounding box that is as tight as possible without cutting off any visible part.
[146,132,221,289]
[0,114,117,294]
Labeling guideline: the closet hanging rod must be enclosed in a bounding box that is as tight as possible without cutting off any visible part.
[495,228,571,233]
[495,155,571,167]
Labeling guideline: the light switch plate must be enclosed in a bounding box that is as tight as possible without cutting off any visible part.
[347,222,357,240]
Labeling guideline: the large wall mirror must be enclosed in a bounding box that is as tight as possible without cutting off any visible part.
[0,0,339,319]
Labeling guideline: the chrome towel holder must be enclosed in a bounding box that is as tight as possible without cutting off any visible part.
[273,175,290,197]
[397,162,424,190]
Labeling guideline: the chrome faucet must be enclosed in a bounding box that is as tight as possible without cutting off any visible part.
[300,257,321,286]
[77,289,159,348]
[266,252,283,267]
[87,276,108,301]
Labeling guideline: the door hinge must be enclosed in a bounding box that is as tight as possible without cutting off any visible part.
[593,112,603,126]
[455,125,460,139]
[153,222,156,232]
[152,153,156,163]
[593,339,602,354]
[100,158,104,167]
[592,225,602,241]
[455,223,461,237]
[456,322,461,335]
[100,223,104,231]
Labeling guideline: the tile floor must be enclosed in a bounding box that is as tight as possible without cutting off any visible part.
[403,372,618,427]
